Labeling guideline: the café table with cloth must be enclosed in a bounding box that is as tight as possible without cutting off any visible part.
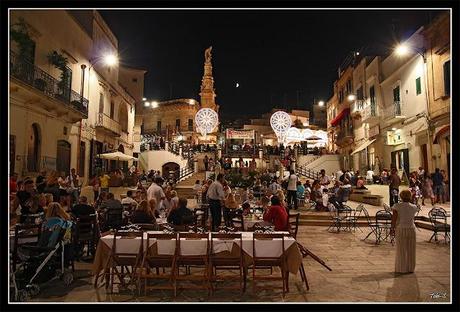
[92,231,302,286]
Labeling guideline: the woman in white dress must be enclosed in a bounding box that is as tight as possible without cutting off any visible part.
[390,190,418,273]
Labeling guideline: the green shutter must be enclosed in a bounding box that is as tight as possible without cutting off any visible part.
[416,77,421,95]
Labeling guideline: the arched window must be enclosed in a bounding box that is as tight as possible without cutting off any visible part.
[27,123,41,172]
[119,103,129,133]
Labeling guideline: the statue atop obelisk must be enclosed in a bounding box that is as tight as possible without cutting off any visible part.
[199,46,218,112]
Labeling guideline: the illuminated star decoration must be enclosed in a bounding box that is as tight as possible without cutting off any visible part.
[195,108,219,137]
[270,111,292,144]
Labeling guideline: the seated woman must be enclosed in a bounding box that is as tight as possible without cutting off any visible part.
[131,200,156,224]
[167,198,194,226]
[296,181,305,199]
[263,196,289,231]
[20,194,46,224]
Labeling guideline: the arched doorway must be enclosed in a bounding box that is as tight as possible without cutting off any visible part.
[27,123,41,172]
[161,162,179,180]
[56,140,71,176]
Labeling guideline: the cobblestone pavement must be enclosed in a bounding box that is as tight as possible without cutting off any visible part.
[26,223,450,303]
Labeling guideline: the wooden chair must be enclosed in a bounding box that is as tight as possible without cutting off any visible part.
[251,233,287,297]
[73,214,98,259]
[138,233,178,297]
[229,210,244,231]
[174,232,212,296]
[104,230,144,293]
[210,233,246,293]
[288,212,300,239]
[12,223,42,271]
[194,205,209,230]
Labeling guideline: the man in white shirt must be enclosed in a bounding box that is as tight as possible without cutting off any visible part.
[121,190,137,206]
[147,177,166,214]
[286,170,298,210]
[269,179,281,195]
[207,173,226,231]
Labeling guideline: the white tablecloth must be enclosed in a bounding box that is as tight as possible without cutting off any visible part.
[100,231,295,258]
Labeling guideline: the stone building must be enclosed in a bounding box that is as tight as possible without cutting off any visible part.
[141,46,219,144]
[423,12,450,174]
[9,10,143,183]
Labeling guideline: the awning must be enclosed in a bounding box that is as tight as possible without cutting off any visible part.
[330,108,350,127]
[350,139,376,155]
[98,151,138,161]
[433,125,450,144]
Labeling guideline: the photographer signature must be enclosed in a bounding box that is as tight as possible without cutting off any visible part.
[429,292,447,300]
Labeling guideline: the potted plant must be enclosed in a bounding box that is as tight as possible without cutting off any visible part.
[10,18,35,61]
[47,51,70,99]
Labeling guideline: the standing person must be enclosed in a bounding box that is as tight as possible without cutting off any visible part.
[99,172,110,194]
[417,167,425,182]
[390,190,418,274]
[35,170,47,194]
[66,168,80,207]
[441,169,449,203]
[389,167,401,207]
[269,178,281,195]
[90,174,100,204]
[206,173,226,231]
[319,169,331,187]
[147,177,166,215]
[421,173,434,206]
[274,158,281,173]
[286,170,298,210]
[366,167,374,184]
[192,180,202,198]
[43,171,60,202]
[203,155,209,171]
[432,168,444,204]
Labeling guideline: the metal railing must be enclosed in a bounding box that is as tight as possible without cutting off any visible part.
[384,101,403,119]
[10,51,88,117]
[296,166,320,180]
[95,113,121,135]
[362,103,378,120]
[351,99,365,115]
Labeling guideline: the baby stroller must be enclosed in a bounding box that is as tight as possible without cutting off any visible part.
[11,218,74,302]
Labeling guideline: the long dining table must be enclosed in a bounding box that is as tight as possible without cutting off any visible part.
[92,230,303,287]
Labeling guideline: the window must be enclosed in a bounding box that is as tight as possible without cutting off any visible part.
[369,86,376,106]
[157,121,161,133]
[175,119,180,129]
[339,89,344,103]
[79,141,86,177]
[443,60,450,96]
[393,85,400,103]
[346,79,352,94]
[415,77,421,95]
[110,101,115,119]
[357,86,363,100]
[99,93,104,113]
[188,119,193,131]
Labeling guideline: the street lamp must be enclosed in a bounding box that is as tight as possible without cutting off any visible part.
[318,100,325,107]
[347,94,356,101]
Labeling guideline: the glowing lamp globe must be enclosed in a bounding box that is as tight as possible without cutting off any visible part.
[270,111,292,143]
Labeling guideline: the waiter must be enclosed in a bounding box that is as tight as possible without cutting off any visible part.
[207,173,226,231]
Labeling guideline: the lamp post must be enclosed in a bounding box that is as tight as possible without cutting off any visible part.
[77,53,119,175]
[394,43,433,170]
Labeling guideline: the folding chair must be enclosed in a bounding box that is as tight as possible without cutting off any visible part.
[210,233,245,293]
[174,233,212,295]
[73,214,98,259]
[105,230,144,293]
[138,233,177,297]
[361,207,381,244]
[375,210,393,244]
[344,204,364,232]
[428,207,450,243]
[12,223,42,272]
[252,233,287,297]
[288,212,300,239]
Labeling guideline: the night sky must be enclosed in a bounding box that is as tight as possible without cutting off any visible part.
[99,9,441,120]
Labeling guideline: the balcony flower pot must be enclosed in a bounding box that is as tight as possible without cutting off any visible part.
[34,78,46,91]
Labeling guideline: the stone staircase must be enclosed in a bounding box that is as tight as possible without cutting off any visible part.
[175,171,206,199]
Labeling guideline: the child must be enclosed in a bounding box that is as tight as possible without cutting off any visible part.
[321,188,329,211]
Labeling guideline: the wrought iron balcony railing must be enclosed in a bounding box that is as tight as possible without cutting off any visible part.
[10,51,88,117]
[384,101,404,119]
[96,113,121,135]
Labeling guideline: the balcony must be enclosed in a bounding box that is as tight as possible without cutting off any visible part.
[350,99,365,118]
[95,113,121,136]
[361,103,380,125]
[384,101,405,125]
[10,51,88,122]
[335,127,354,147]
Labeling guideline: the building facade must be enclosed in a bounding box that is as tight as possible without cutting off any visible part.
[10,10,143,184]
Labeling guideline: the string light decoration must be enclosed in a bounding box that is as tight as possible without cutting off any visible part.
[286,127,302,143]
[195,108,219,137]
[270,111,292,143]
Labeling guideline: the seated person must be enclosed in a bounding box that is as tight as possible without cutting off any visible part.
[167,197,194,226]
[296,181,305,198]
[20,194,46,224]
[241,201,251,216]
[131,200,156,224]
[72,196,95,218]
[329,179,352,211]
[121,190,138,206]
[99,193,123,213]
[356,177,368,189]
[192,180,202,197]
[263,196,289,231]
